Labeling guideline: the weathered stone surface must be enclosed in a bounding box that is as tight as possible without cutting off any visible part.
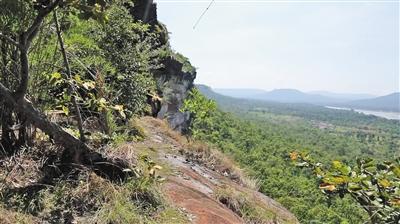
[154,56,196,133]
[130,0,158,25]
[131,0,197,132]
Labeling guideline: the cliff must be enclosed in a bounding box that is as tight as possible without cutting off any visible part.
[130,0,196,133]
[153,55,196,132]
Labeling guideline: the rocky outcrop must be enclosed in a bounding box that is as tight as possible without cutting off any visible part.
[130,0,197,132]
[129,0,158,25]
[154,56,196,133]
[130,117,300,224]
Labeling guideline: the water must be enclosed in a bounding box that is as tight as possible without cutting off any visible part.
[326,106,400,120]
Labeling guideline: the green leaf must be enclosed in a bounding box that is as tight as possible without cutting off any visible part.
[51,72,62,80]
[62,105,69,116]
[391,166,400,178]
[348,183,363,192]
[74,74,83,84]
[378,179,391,188]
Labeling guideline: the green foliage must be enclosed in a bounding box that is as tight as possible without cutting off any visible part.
[92,4,161,116]
[292,153,400,223]
[173,52,196,74]
[0,1,188,223]
[27,2,164,132]
[181,88,217,138]
[215,186,280,224]
[182,90,382,223]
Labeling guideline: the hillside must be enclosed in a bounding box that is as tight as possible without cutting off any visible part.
[342,92,400,112]
[214,87,399,112]
[309,91,376,100]
[215,88,341,104]
[189,85,399,223]
[0,1,301,224]
[214,88,267,99]
[0,117,298,223]
[0,1,398,223]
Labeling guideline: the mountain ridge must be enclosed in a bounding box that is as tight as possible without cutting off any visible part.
[342,92,400,112]
[211,86,399,112]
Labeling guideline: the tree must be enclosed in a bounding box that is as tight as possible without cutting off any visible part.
[0,0,129,179]
[290,152,400,223]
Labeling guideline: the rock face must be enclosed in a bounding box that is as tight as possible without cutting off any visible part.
[154,56,196,133]
[129,117,300,224]
[131,0,197,132]
[130,0,158,25]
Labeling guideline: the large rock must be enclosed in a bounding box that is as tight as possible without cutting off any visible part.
[130,0,197,132]
[130,0,158,25]
[154,56,196,133]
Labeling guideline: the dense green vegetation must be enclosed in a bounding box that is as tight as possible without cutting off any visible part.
[0,1,191,222]
[1,0,398,223]
[184,87,400,223]
[292,152,400,223]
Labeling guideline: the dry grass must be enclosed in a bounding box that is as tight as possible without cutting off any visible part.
[0,206,39,224]
[104,143,138,166]
[127,118,147,141]
[139,117,260,190]
[215,185,277,224]
[0,145,62,190]
[142,117,187,145]
[182,141,260,191]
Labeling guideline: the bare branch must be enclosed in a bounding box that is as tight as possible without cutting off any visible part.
[0,32,19,48]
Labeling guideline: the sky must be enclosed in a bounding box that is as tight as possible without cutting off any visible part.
[156,0,399,95]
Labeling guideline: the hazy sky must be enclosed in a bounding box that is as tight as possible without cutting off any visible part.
[156,0,399,95]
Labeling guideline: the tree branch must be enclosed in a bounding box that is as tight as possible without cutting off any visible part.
[1,81,131,180]
[26,0,62,46]
[0,32,19,48]
[15,0,62,101]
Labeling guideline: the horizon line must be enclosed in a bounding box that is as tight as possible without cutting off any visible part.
[196,84,400,96]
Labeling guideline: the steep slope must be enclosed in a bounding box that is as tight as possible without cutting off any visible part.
[0,117,299,224]
[343,92,400,112]
[130,117,299,224]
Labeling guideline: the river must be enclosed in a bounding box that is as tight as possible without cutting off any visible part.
[325,106,400,120]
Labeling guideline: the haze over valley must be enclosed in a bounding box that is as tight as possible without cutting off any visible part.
[0,1,398,223]
[214,87,400,115]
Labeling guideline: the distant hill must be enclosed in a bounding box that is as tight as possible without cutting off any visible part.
[214,88,344,104]
[342,93,400,112]
[251,89,342,104]
[214,88,267,99]
[308,91,376,101]
[197,84,400,123]
[198,85,239,104]
[205,85,400,112]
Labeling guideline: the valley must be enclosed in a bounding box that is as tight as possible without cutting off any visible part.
[326,106,400,120]
[0,0,398,223]
[190,85,400,222]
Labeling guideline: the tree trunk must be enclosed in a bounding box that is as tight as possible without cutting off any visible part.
[0,0,130,180]
[0,83,130,180]
[1,82,87,154]
[53,10,85,142]
[0,39,29,152]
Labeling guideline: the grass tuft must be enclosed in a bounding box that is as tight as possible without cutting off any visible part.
[215,186,277,224]
[183,141,260,190]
